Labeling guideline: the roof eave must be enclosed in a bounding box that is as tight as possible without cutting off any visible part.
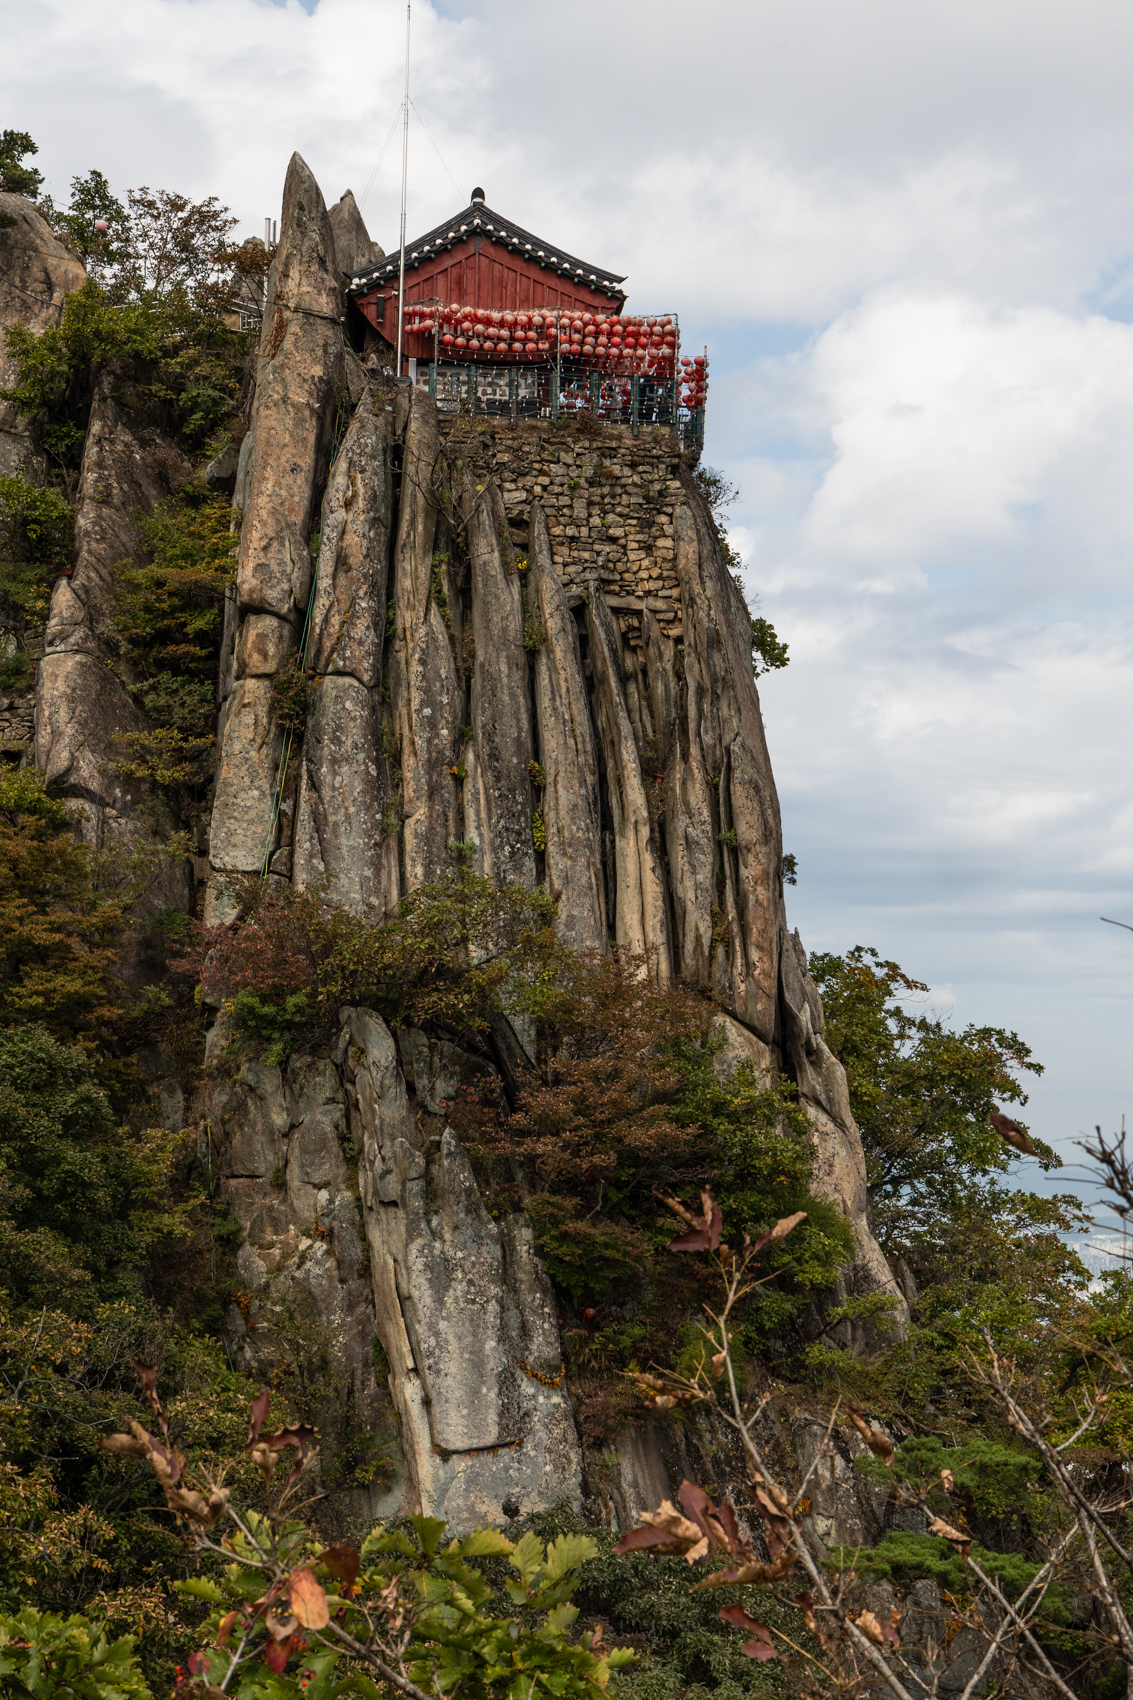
[345,203,625,296]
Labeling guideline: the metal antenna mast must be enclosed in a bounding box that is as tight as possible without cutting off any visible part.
[396,3,411,374]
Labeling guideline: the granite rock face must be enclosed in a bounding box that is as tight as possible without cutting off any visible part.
[527,507,605,953]
[34,368,193,978]
[206,1033,405,1524]
[74,155,908,1527]
[209,152,344,893]
[293,399,397,913]
[0,193,86,480]
[347,1008,582,1529]
[328,190,384,276]
[386,390,462,889]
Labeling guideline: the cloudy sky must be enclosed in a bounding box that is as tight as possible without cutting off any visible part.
[5,0,1132,1195]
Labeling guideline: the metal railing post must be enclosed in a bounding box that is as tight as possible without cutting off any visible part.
[631,375,640,437]
[551,368,560,420]
[429,361,437,397]
[510,364,518,425]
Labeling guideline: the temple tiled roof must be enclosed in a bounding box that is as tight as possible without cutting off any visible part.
[346,196,626,295]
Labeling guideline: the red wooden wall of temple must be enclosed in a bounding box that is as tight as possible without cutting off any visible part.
[352,232,623,358]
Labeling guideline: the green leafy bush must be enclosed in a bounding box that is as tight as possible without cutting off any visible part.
[0,476,75,627]
[830,1531,1072,1623]
[0,130,44,200]
[179,872,559,1050]
[0,1026,185,1314]
[2,278,246,468]
[0,1605,149,1699]
[0,767,126,1040]
[810,944,1053,1241]
[110,484,236,797]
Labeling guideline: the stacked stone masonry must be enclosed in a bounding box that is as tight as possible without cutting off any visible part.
[440,418,687,646]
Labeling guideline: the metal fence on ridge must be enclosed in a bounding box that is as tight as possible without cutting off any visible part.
[415,359,705,452]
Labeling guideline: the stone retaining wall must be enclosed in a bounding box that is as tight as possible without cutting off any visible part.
[439,418,687,645]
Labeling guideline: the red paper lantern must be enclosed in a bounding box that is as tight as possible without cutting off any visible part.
[442,334,455,346]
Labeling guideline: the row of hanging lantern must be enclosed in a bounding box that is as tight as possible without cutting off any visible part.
[401,302,685,376]
[679,355,708,413]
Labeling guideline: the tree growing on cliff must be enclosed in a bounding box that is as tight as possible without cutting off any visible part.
[458,949,859,1443]
[43,167,132,276]
[0,129,43,199]
[810,944,1056,1237]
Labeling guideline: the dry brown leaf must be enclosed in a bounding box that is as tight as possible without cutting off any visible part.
[321,1543,361,1592]
[692,1552,797,1590]
[794,1591,829,1650]
[719,1604,777,1661]
[988,1110,1038,1156]
[928,1515,972,1558]
[289,1567,330,1630]
[99,1433,148,1458]
[655,1187,723,1252]
[844,1405,895,1468]
[246,1388,271,1447]
[767,1210,808,1243]
[215,1611,239,1649]
[614,1499,709,1560]
[854,1608,899,1647]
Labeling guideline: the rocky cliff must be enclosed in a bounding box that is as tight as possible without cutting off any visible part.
[13,155,905,1533]
[0,192,86,481]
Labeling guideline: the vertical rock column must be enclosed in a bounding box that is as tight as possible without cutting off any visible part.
[387,389,462,888]
[666,488,784,1041]
[292,396,397,913]
[528,505,606,953]
[207,152,344,914]
[585,586,671,983]
[465,484,536,890]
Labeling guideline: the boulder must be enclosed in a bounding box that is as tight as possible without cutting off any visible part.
[0,193,86,480]
[204,438,240,495]
[208,1040,399,1525]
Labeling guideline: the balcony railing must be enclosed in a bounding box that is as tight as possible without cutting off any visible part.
[416,359,705,451]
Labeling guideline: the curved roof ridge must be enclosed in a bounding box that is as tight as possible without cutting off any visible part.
[345,198,627,295]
